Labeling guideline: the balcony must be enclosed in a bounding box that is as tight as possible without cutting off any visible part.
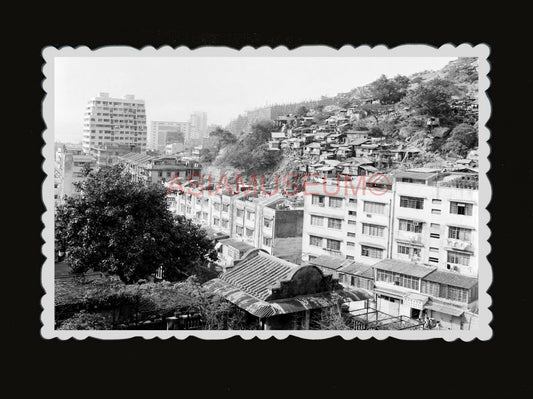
[396,230,423,245]
[323,248,344,257]
[446,239,473,252]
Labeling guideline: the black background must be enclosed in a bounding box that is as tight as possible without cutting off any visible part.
[9,21,532,397]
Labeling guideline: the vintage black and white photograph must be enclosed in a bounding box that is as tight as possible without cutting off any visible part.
[42,44,491,339]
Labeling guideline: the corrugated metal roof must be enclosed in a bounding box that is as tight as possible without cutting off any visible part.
[310,255,353,271]
[423,270,478,289]
[373,259,436,278]
[203,278,372,318]
[338,262,374,278]
[220,253,297,300]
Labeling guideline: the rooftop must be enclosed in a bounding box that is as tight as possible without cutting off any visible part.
[219,238,256,253]
[373,259,436,279]
[220,252,298,300]
[424,270,478,289]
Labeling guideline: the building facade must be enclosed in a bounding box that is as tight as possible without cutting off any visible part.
[82,93,147,154]
[301,169,479,277]
[188,111,208,142]
[148,121,189,152]
[119,153,201,185]
[55,143,96,203]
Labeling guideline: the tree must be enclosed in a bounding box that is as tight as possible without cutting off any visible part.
[209,128,237,153]
[441,123,477,157]
[402,78,456,117]
[296,105,309,117]
[369,74,410,104]
[199,148,215,164]
[55,164,217,283]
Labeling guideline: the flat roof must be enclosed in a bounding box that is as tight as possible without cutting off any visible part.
[373,259,436,278]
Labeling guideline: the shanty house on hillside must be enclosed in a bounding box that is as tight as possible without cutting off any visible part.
[203,251,372,330]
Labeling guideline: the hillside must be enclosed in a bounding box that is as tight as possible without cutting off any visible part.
[210,57,479,180]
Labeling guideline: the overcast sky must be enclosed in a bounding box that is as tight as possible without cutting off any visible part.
[54,56,455,143]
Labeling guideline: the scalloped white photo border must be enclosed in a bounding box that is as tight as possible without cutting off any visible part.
[41,43,492,340]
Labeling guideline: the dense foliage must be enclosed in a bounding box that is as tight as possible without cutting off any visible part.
[55,165,217,283]
[216,121,283,175]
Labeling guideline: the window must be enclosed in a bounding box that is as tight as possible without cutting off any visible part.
[450,201,473,216]
[398,219,423,233]
[236,226,243,235]
[346,255,355,260]
[222,204,229,212]
[326,239,341,251]
[432,199,442,205]
[348,220,356,225]
[448,226,472,241]
[245,228,254,237]
[328,218,343,229]
[429,247,439,253]
[361,245,383,259]
[398,245,410,255]
[310,215,324,226]
[447,251,470,266]
[348,198,357,205]
[213,217,220,226]
[236,209,244,218]
[400,196,424,209]
[348,210,357,216]
[364,201,385,214]
[347,232,356,237]
[329,197,343,208]
[263,237,272,247]
[246,210,255,220]
[264,218,273,228]
[347,241,355,247]
[312,195,325,206]
[221,219,229,228]
[309,235,322,247]
[350,276,356,286]
[430,233,440,239]
[431,209,441,215]
[362,223,385,237]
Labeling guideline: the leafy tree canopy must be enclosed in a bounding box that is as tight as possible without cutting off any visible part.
[55,164,217,283]
[402,78,457,118]
[369,74,410,104]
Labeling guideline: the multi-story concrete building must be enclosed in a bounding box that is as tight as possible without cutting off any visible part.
[89,143,141,167]
[301,169,479,277]
[55,143,96,203]
[170,184,304,264]
[118,153,201,185]
[82,93,147,154]
[302,175,394,265]
[391,168,478,277]
[148,121,189,152]
[188,111,207,142]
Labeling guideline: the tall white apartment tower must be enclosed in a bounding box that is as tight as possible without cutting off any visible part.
[188,111,208,141]
[82,93,147,154]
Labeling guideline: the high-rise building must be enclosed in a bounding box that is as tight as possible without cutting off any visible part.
[148,121,189,152]
[188,111,207,142]
[82,93,147,154]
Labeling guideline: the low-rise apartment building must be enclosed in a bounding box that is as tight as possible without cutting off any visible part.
[169,184,304,264]
[119,152,201,185]
[372,258,478,330]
